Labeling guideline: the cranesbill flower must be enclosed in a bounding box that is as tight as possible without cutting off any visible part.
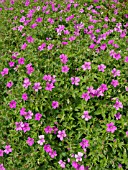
[49,150,57,158]
[37,135,45,145]
[6,81,13,88]
[22,122,30,133]
[57,130,66,141]
[111,79,119,87]
[20,107,26,116]
[106,122,117,133]
[4,145,12,154]
[113,99,123,110]
[75,152,83,162]
[113,53,121,60]
[35,113,42,121]
[26,36,34,43]
[71,77,80,85]
[114,112,122,120]
[52,101,59,109]
[0,164,5,170]
[124,56,128,62]
[45,82,55,91]
[43,74,52,81]
[80,138,89,149]
[33,82,42,92]
[31,23,37,29]
[21,43,27,50]
[44,144,52,153]
[38,43,46,51]
[23,78,31,88]
[44,126,53,134]
[0,150,4,157]
[81,92,90,101]
[22,93,28,101]
[99,84,108,92]
[15,122,24,131]
[82,111,92,121]
[81,62,91,71]
[1,68,9,76]
[9,61,15,67]
[100,43,107,50]
[26,137,34,146]
[62,65,69,73]
[98,64,106,72]
[58,160,66,168]
[111,68,120,77]
[24,110,33,120]
[9,100,16,109]
[60,54,68,64]
[36,17,42,23]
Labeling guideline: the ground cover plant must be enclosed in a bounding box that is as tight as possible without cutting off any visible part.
[0,0,128,169]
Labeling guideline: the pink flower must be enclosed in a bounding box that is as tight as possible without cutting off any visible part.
[36,17,42,23]
[113,53,121,60]
[26,137,34,146]
[43,74,52,81]
[49,150,57,158]
[24,110,33,120]
[58,160,66,168]
[81,92,90,101]
[22,93,28,101]
[113,99,123,110]
[111,68,120,77]
[45,82,55,91]
[26,63,34,75]
[0,150,4,157]
[44,144,52,153]
[47,44,54,50]
[38,43,46,51]
[26,36,34,43]
[124,56,128,62]
[6,81,13,88]
[31,23,37,29]
[22,122,30,133]
[52,101,59,109]
[106,122,117,133]
[20,16,26,22]
[1,68,9,76]
[82,111,92,121]
[75,152,83,162]
[37,135,45,145]
[111,79,119,87]
[35,113,42,121]
[0,164,5,170]
[21,43,27,50]
[80,138,89,149]
[33,82,42,92]
[60,54,68,64]
[23,78,31,88]
[15,122,24,131]
[9,61,15,67]
[100,43,107,50]
[57,130,66,141]
[44,126,53,134]
[61,65,69,73]
[114,112,122,120]
[9,100,16,109]
[98,64,106,72]
[18,25,24,32]
[82,62,91,71]
[4,145,12,154]
[126,131,128,137]
[71,77,80,85]
[89,43,95,49]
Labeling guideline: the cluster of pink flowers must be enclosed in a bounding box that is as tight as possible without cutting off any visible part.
[20,107,33,120]
[43,74,56,91]
[82,84,108,101]
[15,121,30,133]
[44,144,57,158]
